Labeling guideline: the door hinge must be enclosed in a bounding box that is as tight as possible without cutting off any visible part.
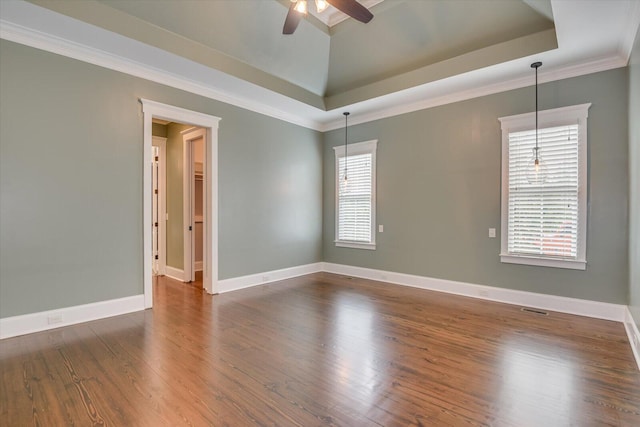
[154,189,158,194]
[155,255,159,260]
[155,156,159,161]
[154,222,158,227]
[189,226,193,231]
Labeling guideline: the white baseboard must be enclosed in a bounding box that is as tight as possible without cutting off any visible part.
[194,261,203,272]
[624,308,640,370]
[165,266,185,282]
[218,262,324,293]
[0,295,145,339]
[321,262,626,322]
[2,259,633,365]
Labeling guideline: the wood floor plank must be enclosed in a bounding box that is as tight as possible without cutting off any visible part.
[1,272,639,426]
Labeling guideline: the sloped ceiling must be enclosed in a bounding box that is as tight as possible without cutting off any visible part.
[95,0,332,97]
[93,0,556,102]
[24,0,556,108]
[325,0,553,95]
[1,0,639,129]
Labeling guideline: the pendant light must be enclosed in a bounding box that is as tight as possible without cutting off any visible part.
[527,61,547,184]
[342,112,350,191]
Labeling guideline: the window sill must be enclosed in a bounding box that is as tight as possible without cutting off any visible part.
[335,241,376,250]
[500,254,586,270]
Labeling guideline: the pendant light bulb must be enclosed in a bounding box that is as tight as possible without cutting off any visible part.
[294,0,308,14]
[527,147,547,185]
[527,61,546,185]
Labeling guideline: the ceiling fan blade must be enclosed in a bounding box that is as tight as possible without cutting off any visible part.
[283,4,302,34]
[326,0,374,24]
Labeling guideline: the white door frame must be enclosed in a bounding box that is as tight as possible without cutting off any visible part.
[141,99,220,308]
[152,136,167,276]
[181,127,205,283]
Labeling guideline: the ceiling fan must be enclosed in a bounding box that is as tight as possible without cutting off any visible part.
[283,0,374,34]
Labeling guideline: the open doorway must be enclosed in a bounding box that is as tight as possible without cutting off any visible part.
[141,99,221,308]
[182,127,205,286]
[151,135,167,276]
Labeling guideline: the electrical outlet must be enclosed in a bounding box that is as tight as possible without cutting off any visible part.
[489,228,496,238]
[378,225,384,233]
[47,314,63,324]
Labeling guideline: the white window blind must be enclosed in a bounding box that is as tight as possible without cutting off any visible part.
[338,153,372,242]
[507,125,579,258]
[499,103,589,270]
[334,139,377,250]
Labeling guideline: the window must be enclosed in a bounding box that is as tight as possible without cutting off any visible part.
[499,104,590,270]
[334,139,377,250]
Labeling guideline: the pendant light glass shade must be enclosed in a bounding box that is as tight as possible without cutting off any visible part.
[526,147,547,185]
[527,61,546,185]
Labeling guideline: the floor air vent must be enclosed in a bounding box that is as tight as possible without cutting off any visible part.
[521,307,549,315]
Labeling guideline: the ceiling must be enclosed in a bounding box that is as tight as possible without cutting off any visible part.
[1,0,639,130]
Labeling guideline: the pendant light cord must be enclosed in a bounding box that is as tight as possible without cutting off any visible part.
[531,62,542,162]
[343,112,350,180]
[535,65,538,159]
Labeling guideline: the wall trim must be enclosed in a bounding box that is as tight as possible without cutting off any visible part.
[141,99,220,301]
[2,263,635,365]
[218,263,324,294]
[216,261,626,323]
[164,266,185,282]
[182,127,206,283]
[319,56,627,132]
[0,1,632,133]
[321,263,626,322]
[0,16,320,131]
[624,308,640,370]
[152,136,167,277]
[0,295,145,339]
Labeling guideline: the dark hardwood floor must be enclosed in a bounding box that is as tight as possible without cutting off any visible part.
[1,272,639,426]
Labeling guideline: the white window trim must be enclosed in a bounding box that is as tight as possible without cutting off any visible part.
[333,139,378,250]
[498,103,590,270]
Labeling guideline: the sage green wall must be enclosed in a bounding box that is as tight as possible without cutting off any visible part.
[323,68,629,304]
[152,122,167,138]
[629,28,640,326]
[0,40,323,318]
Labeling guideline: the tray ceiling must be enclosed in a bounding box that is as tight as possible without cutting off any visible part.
[26,0,557,107]
[2,0,638,129]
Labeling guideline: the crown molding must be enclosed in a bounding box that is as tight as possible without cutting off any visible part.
[0,18,325,131]
[0,1,635,133]
[318,54,627,131]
